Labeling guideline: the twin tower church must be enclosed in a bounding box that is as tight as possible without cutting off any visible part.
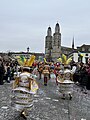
[45,23,74,62]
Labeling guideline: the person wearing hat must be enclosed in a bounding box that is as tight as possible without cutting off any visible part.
[42,64,50,86]
[12,66,38,119]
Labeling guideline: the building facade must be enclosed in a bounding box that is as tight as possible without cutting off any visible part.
[0,22,90,64]
[45,23,73,62]
[68,44,90,63]
[45,23,62,62]
[45,23,90,63]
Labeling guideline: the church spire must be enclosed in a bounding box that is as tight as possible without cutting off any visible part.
[72,37,74,49]
[47,26,52,36]
[55,22,60,33]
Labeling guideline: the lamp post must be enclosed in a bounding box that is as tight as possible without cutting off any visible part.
[27,47,29,59]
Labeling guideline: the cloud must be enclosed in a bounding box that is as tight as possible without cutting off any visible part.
[0,0,90,52]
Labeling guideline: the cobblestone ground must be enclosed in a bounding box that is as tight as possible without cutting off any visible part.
[0,78,90,120]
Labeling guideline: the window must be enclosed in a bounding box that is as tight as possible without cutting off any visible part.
[82,47,85,51]
[88,48,90,51]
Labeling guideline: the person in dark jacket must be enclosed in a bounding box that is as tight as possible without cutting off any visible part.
[86,63,90,90]
[79,63,88,93]
[0,60,5,85]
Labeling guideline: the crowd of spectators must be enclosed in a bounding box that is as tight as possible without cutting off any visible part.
[0,56,90,92]
[0,57,18,85]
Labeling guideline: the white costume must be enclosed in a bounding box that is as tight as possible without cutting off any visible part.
[12,71,38,114]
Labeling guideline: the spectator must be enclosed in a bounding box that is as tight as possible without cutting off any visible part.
[0,60,5,85]
[86,63,90,90]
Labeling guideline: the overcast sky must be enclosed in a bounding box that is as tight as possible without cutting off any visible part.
[0,0,90,53]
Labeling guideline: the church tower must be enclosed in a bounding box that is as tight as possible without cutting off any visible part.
[51,23,61,61]
[45,26,52,61]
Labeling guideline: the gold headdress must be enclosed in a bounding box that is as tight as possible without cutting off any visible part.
[16,55,36,67]
[57,54,72,65]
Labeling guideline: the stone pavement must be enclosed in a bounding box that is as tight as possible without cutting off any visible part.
[0,78,90,120]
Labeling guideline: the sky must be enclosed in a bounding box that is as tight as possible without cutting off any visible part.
[0,0,90,53]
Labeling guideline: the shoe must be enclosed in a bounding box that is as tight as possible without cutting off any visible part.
[61,94,65,100]
[83,91,87,94]
[20,110,27,120]
[61,97,65,100]
[0,81,4,85]
[69,94,72,100]
[7,81,10,83]
[0,83,4,85]
[44,84,47,86]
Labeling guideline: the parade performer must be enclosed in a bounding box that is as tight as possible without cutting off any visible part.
[38,63,43,80]
[12,55,38,119]
[42,64,50,86]
[86,57,90,90]
[54,63,61,85]
[0,58,5,85]
[57,69,64,83]
[57,54,73,82]
[57,54,74,100]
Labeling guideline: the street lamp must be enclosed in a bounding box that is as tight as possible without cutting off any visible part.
[27,47,29,52]
[27,47,29,59]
